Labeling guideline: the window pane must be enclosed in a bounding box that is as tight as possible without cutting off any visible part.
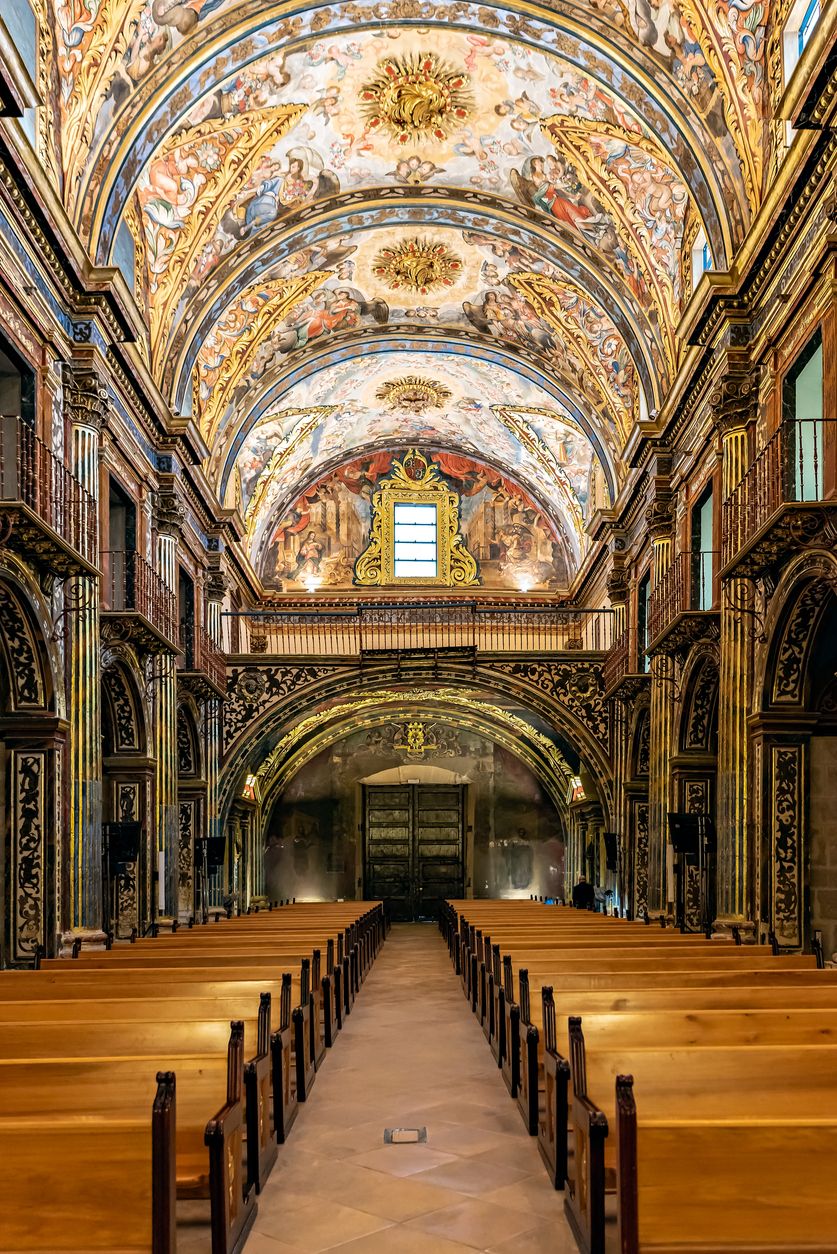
[394,523,437,542]
[394,504,436,525]
[392,501,437,579]
[394,560,438,578]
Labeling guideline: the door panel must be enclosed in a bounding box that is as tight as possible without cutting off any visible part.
[364,784,464,921]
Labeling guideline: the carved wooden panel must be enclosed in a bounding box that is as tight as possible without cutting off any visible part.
[11,749,46,961]
[771,742,805,949]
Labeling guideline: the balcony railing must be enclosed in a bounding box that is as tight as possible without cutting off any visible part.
[602,627,650,697]
[103,550,178,650]
[226,602,614,658]
[647,551,717,651]
[0,414,97,573]
[179,621,226,695]
[723,418,835,574]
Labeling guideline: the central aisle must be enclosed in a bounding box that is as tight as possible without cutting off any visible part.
[244,923,578,1253]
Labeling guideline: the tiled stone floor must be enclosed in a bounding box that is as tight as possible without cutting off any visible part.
[237,922,579,1253]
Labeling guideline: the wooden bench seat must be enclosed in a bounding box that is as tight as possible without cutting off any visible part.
[536,997,837,1189]
[0,1001,278,1194]
[498,953,815,1098]
[565,1026,837,1254]
[0,1079,176,1253]
[0,1030,255,1254]
[0,971,307,1139]
[45,948,338,1064]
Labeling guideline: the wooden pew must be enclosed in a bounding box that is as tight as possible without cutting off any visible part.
[504,951,815,1104]
[565,1022,837,1254]
[0,971,301,1144]
[0,1027,255,1254]
[0,1073,177,1252]
[0,997,277,1196]
[22,957,319,1102]
[538,991,837,1190]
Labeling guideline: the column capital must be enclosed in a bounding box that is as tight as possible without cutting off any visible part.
[606,565,629,608]
[709,368,758,437]
[63,363,108,432]
[645,494,675,542]
[154,487,187,538]
[206,566,229,602]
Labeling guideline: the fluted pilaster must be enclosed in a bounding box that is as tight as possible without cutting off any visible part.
[65,369,106,939]
[718,425,754,921]
[648,531,673,914]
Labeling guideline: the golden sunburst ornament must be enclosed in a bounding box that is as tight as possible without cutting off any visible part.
[375,376,453,414]
[372,238,463,295]
[360,52,473,145]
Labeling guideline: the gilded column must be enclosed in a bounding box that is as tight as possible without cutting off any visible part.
[205,565,226,849]
[646,472,675,916]
[154,488,185,921]
[713,368,757,925]
[64,366,108,944]
[606,558,630,915]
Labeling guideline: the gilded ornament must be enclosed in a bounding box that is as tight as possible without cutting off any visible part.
[375,376,452,413]
[359,53,473,144]
[372,239,462,295]
[354,449,478,587]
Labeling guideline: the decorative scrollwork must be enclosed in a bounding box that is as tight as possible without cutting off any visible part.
[354,449,478,588]
[772,743,803,948]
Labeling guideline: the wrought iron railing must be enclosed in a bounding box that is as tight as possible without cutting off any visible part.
[0,414,97,564]
[224,602,614,656]
[723,418,833,568]
[104,550,178,645]
[602,627,647,691]
[647,550,716,643]
[180,620,226,690]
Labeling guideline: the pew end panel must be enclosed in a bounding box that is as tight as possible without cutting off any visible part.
[243,993,277,1194]
[204,1022,257,1254]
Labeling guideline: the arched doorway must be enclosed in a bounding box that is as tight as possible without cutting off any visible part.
[624,702,650,919]
[0,565,64,966]
[262,721,566,918]
[755,556,837,955]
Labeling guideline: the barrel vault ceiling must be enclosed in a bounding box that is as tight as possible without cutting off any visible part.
[45,1,771,580]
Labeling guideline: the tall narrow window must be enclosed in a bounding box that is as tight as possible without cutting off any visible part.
[784,0,821,84]
[691,484,714,611]
[784,329,823,502]
[637,571,651,674]
[393,502,438,579]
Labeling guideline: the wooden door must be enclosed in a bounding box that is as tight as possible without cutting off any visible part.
[363,784,464,921]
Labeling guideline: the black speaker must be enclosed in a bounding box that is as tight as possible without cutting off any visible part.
[603,832,618,871]
[206,835,227,868]
[667,813,703,857]
[102,822,141,864]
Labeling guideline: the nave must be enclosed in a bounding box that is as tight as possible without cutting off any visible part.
[236,922,574,1254]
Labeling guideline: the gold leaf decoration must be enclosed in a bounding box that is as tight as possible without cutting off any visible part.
[359,52,473,144]
[372,238,463,294]
[375,376,453,413]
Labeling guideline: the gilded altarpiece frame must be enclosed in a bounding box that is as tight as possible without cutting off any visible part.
[354,450,478,588]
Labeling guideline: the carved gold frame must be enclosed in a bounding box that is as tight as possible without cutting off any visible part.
[354,449,478,587]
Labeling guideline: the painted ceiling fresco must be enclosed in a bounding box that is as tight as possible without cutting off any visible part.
[224,350,604,568]
[42,0,774,584]
[257,448,574,594]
